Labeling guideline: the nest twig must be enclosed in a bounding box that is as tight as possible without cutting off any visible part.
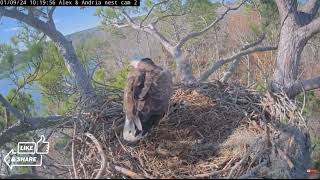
[65,82,310,179]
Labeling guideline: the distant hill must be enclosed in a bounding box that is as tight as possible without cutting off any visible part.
[66,25,163,60]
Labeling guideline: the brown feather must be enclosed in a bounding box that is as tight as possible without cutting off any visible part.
[124,62,173,132]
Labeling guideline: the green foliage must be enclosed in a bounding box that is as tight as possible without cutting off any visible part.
[0,89,35,129]
[310,135,320,170]
[6,89,35,115]
[37,42,69,100]
[108,65,130,89]
[0,44,17,79]
[246,0,280,34]
[296,91,320,115]
[93,68,107,84]
[184,0,219,30]
[76,36,101,65]
[255,82,267,93]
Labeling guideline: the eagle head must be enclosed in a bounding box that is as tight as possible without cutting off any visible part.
[129,54,156,69]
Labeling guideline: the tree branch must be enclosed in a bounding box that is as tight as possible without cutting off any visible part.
[151,11,188,26]
[175,0,248,49]
[0,94,25,121]
[199,45,278,82]
[275,0,289,17]
[241,33,266,51]
[301,0,320,17]
[221,58,241,83]
[47,6,56,28]
[298,16,320,40]
[116,9,174,52]
[275,0,298,15]
[140,0,170,27]
[0,94,65,146]
[287,76,320,98]
[110,23,129,28]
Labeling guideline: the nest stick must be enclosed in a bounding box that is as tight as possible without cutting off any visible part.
[111,165,146,179]
[227,150,251,178]
[189,167,232,178]
[71,122,78,179]
[238,160,268,179]
[84,132,107,179]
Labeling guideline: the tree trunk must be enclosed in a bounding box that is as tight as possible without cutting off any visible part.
[51,33,95,100]
[270,16,307,94]
[270,0,320,98]
[4,109,9,129]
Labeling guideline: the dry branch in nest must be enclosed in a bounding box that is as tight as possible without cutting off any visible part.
[68,81,310,179]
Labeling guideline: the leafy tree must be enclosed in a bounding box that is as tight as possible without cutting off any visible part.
[0,7,96,100]
[96,0,222,84]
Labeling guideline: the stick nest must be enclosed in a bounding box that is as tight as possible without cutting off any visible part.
[70,81,311,179]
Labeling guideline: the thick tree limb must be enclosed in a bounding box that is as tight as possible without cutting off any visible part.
[298,16,320,40]
[47,6,56,28]
[175,0,248,49]
[301,0,320,17]
[0,95,25,121]
[241,33,266,51]
[287,76,320,98]
[0,94,65,147]
[199,45,278,82]
[221,58,241,83]
[118,9,174,51]
[275,0,289,17]
[110,23,129,28]
[275,0,298,13]
[0,116,64,147]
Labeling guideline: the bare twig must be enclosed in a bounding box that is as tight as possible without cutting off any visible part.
[71,122,78,179]
[140,0,170,27]
[200,45,278,82]
[84,132,107,179]
[111,165,146,179]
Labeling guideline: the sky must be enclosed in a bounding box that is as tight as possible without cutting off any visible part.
[0,7,101,111]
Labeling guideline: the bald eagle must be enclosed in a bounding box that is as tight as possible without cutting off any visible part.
[123,56,173,143]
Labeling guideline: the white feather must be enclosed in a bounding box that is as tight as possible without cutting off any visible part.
[123,116,146,142]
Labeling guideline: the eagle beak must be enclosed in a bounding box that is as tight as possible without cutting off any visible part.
[123,117,145,143]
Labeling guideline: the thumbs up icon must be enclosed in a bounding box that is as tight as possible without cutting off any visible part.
[36,135,49,154]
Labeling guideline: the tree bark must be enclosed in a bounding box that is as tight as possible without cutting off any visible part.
[271,0,320,97]
[271,15,306,91]
[0,94,64,147]
[4,109,10,129]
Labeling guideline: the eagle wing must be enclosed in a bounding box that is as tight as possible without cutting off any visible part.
[136,69,173,130]
[123,70,144,130]
[124,68,173,132]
